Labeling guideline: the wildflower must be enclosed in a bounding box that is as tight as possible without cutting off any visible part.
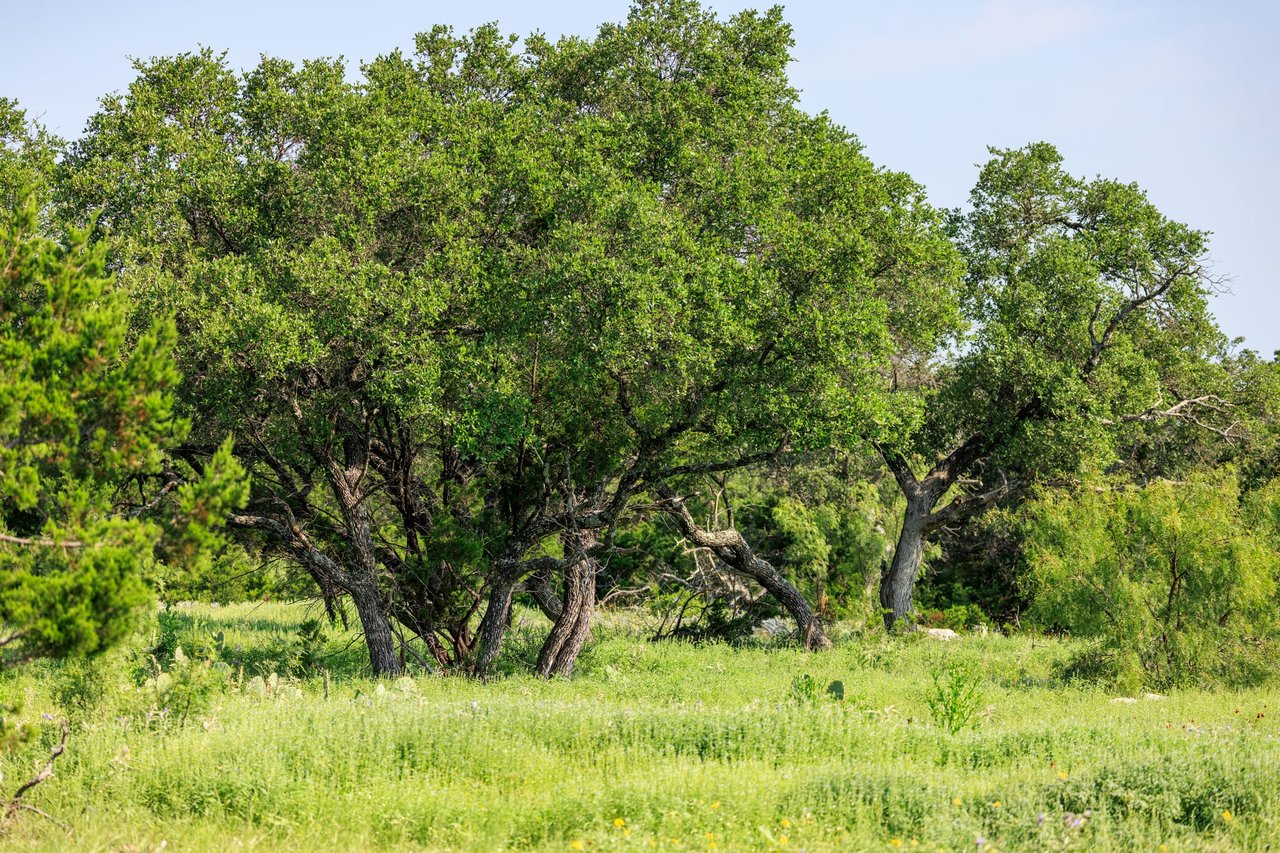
[780,819,792,828]
[952,797,963,807]
[708,844,718,850]
[614,818,626,828]
[891,839,903,847]
[1159,846,1169,852]
[571,842,584,851]
[711,801,721,809]
[1037,813,1045,825]
[1057,771,1067,780]
[779,837,789,847]
[624,829,632,838]
[992,801,1003,808]
[1222,810,1234,822]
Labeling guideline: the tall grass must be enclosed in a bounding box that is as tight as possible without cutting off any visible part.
[1,602,1277,850]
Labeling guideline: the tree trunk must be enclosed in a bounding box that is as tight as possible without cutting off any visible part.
[881,494,935,630]
[536,530,597,677]
[348,579,401,676]
[654,485,831,651]
[526,569,564,622]
[473,573,517,675]
[745,557,833,650]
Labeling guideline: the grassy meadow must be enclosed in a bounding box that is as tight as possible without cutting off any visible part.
[1,602,1277,851]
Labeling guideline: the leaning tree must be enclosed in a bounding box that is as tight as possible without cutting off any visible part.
[874,142,1234,628]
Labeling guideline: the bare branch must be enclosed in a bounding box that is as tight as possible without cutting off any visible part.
[1107,394,1241,441]
[3,719,69,828]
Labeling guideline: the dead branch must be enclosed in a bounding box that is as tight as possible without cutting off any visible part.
[3,719,69,829]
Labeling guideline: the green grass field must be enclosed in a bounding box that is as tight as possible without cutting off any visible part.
[1,602,1277,851]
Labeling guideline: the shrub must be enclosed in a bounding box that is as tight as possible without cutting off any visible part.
[1025,471,1279,689]
[925,660,984,734]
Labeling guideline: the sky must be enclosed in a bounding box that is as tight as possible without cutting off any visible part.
[4,0,1277,354]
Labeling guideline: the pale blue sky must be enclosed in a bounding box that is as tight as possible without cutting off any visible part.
[4,1,1277,353]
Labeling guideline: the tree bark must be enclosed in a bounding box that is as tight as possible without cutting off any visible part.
[526,568,564,621]
[875,438,1010,631]
[656,485,831,650]
[473,572,517,675]
[536,530,598,677]
[348,578,400,676]
[880,493,935,629]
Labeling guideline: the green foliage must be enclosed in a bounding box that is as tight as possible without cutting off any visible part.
[0,193,247,669]
[0,100,61,211]
[729,459,900,623]
[925,659,985,735]
[789,672,819,703]
[1025,471,1280,689]
[56,0,959,671]
[139,644,230,727]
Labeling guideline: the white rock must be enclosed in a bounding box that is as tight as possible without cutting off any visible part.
[925,628,959,640]
[756,618,792,637]
[1142,693,1166,701]
[1111,697,1138,704]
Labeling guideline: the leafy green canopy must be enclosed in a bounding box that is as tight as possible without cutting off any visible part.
[56,0,961,666]
[0,100,60,211]
[926,142,1224,477]
[0,195,246,666]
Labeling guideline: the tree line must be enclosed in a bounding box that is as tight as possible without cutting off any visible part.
[3,0,1277,684]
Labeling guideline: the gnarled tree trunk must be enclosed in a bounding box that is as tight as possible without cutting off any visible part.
[526,568,564,622]
[473,572,517,675]
[656,485,831,650]
[536,530,598,677]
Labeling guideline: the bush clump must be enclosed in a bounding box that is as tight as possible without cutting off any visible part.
[1024,471,1279,690]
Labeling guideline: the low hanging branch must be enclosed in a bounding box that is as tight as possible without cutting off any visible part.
[655,483,832,651]
[2,719,69,829]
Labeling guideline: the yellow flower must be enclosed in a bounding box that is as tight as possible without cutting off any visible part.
[890,839,903,847]
[708,844,718,850]
[1057,771,1068,780]
[624,829,632,838]
[615,818,627,828]
[780,818,792,828]
[1223,810,1234,822]
[570,842,584,851]
[992,801,1003,808]
[711,801,721,809]
[952,797,962,807]
[778,838,789,848]
[706,833,717,840]
[1158,846,1169,852]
